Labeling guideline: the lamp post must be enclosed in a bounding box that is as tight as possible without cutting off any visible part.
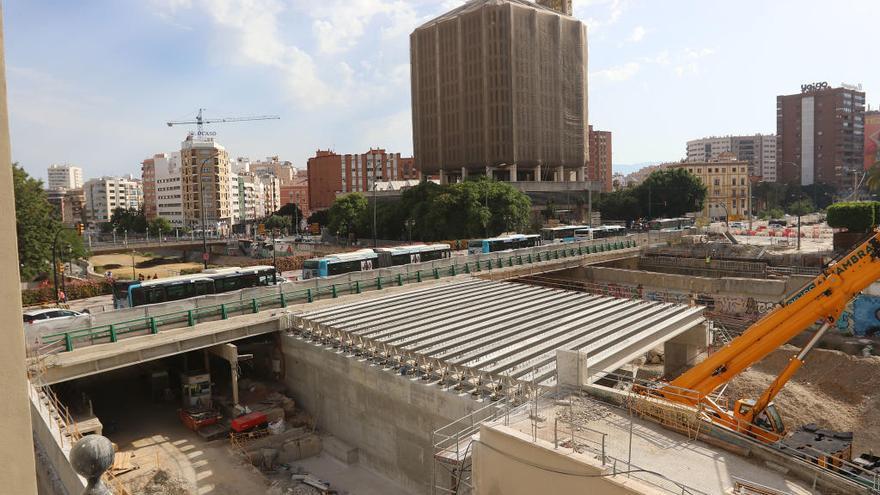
[51,227,74,304]
[405,218,415,242]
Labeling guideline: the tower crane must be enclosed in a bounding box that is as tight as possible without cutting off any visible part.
[166,108,280,136]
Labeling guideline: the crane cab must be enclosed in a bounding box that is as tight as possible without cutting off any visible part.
[733,399,785,441]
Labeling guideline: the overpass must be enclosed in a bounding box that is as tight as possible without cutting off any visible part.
[87,238,230,255]
[31,240,647,384]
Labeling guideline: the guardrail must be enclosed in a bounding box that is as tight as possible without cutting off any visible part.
[40,238,645,354]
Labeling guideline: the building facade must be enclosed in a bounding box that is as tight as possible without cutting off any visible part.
[536,0,572,15]
[251,157,295,184]
[777,83,866,187]
[46,188,85,227]
[307,149,418,211]
[47,164,83,190]
[587,126,612,192]
[672,158,750,220]
[686,134,776,181]
[280,172,310,222]
[410,0,588,182]
[83,176,143,224]
[180,135,231,234]
[866,110,880,170]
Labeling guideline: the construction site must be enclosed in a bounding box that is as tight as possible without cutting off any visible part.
[24,225,880,495]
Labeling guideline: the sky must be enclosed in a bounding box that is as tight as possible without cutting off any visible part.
[5,0,879,181]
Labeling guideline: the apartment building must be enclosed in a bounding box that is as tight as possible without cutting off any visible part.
[180,135,231,234]
[672,157,750,220]
[307,149,418,210]
[588,126,612,192]
[83,176,143,224]
[280,171,309,220]
[686,134,776,181]
[777,82,866,187]
[251,157,296,184]
[46,188,85,227]
[47,163,84,190]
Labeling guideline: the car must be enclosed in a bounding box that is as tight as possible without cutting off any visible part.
[729,222,744,229]
[23,308,85,325]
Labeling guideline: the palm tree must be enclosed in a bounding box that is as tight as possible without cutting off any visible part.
[867,161,880,193]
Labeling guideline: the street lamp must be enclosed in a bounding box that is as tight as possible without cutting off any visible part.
[405,218,415,242]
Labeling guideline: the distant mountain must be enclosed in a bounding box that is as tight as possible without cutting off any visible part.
[613,162,664,175]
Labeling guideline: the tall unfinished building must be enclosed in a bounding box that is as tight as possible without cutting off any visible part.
[410,0,588,183]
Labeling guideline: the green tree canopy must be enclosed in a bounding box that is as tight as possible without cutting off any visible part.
[635,168,707,218]
[109,207,148,234]
[787,198,815,216]
[264,214,292,232]
[328,193,368,237]
[13,164,87,280]
[148,217,173,236]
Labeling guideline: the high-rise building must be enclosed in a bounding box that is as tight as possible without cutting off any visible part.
[686,135,777,181]
[180,135,231,234]
[672,158,751,220]
[83,176,143,224]
[777,82,866,187]
[47,164,83,190]
[307,149,419,211]
[588,126,612,192]
[46,188,85,227]
[865,110,880,170]
[410,0,588,183]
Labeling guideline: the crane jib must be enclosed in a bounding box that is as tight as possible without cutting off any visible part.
[784,244,878,306]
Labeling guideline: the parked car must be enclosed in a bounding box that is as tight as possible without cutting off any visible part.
[23,308,84,325]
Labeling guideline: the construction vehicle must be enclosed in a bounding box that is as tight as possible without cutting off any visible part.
[651,231,880,443]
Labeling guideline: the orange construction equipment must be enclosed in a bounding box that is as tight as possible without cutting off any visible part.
[652,230,880,443]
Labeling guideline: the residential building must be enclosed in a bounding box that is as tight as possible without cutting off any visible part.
[259,173,281,216]
[46,188,85,227]
[280,173,310,222]
[625,163,672,187]
[83,176,143,224]
[686,135,777,181]
[306,149,418,211]
[777,82,866,187]
[410,0,588,183]
[232,156,251,174]
[587,126,612,192]
[672,157,751,220]
[47,163,83,190]
[611,173,627,191]
[251,156,295,184]
[865,109,880,170]
[180,135,231,234]
[141,152,185,228]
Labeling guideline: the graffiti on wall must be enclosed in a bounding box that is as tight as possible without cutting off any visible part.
[836,295,880,337]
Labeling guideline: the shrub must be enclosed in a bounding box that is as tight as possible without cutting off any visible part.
[21,279,113,306]
[826,201,879,233]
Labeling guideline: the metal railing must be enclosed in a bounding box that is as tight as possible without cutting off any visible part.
[40,239,643,353]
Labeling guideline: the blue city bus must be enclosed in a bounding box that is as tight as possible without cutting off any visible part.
[112,265,278,309]
[301,249,378,279]
[374,244,451,266]
[467,234,540,254]
[540,225,590,244]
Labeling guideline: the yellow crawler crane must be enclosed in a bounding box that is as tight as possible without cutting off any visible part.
[653,231,880,443]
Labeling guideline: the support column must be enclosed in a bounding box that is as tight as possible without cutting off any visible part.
[663,323,709,378]
[486,166,495,180]
[534,165,542,182]
[509,164,517,182]
[461,167,468,182]
[556,165,565,182]
[439,169,447,185]
[577,167,585,182]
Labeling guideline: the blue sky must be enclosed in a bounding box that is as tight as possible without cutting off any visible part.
[5,0,879,181]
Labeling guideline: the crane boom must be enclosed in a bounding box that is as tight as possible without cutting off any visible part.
[166,108,280,134]
[655,230,880,441]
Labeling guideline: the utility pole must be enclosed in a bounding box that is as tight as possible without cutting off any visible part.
[372,168,378,248]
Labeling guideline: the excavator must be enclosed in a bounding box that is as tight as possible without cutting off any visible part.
[650,230,880,443]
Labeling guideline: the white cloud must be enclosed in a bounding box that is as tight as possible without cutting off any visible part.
[643,50,670,65]
[577,0,628,32]
[628,25,646,43]
[591,62,640,83]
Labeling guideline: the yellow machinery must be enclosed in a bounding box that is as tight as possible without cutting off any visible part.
[654,231,880,443]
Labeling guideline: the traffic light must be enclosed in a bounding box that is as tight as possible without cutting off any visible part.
[76,223,85,236]
[57,262,64,274]
[258,223,266,235]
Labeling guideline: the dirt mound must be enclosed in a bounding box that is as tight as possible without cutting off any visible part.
[727,346,880,453]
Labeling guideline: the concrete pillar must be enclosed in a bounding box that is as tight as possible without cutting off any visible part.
[461,167,468,182]
[577,167,585,182]
[0,3,39,490]
[509,164,517,182]
[556,349,589,388]
[557,166,565,182]
[486,166,495,180]
[439,169,447,185]
[534,165,542,182]
[663,323,709,378]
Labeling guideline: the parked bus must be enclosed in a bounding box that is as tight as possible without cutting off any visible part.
[467,234,540,254]
[112,265,278,309]
[301,249,378,279]
[540,225,590,244]
[574,225,627,240]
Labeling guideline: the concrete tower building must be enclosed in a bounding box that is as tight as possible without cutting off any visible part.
[47,163,83,190]
[410,0,588,184]
[180,135,231,234]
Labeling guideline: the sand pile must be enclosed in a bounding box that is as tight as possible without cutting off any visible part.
[727,345,880,454]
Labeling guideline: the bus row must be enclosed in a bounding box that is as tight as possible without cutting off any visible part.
[302,244,453,279]
[539,224,628,244]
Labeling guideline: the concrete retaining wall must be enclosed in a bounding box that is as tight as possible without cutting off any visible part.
[30,385,84,495]
[281,335,493,494]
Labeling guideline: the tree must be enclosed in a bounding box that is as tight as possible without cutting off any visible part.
[787,198,815,217]
[307,209,329,226]
[328,193,368,237]
[264,214,291,232]
[109,207,147,234]
[275,203,304,232]
[13,164,87,280]
[148,217,173,236]
[868,162,880,194]
[634,168,706,219]
[596,189,641,221]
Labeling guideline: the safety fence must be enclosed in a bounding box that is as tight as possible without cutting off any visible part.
[40,239,643,354]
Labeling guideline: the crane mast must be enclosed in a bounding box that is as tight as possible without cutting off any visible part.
[653,230,880,441]
[166,108,280,136]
